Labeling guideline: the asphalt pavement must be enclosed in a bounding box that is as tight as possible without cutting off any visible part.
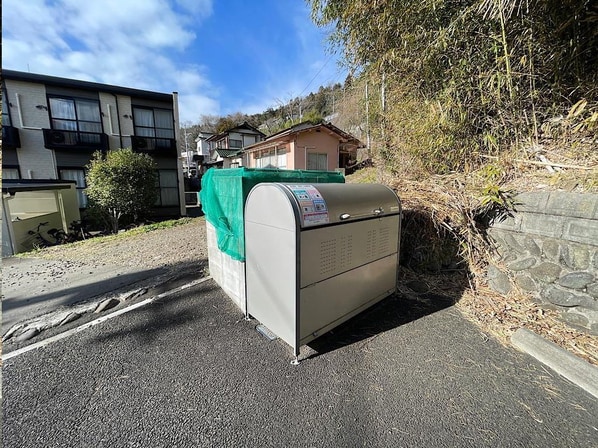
[3,278,598,447]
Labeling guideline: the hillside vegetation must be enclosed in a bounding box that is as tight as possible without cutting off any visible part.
[324,0,597,362]
[308,0,596,174]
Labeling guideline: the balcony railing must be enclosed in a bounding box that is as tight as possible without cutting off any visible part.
[2,125,21,149]
[43,129,108,151]
[130,136,177,155]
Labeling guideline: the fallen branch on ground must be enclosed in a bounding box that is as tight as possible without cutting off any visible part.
[480,154,595,170]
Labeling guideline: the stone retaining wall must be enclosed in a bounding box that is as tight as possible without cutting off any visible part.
[487,191,598,334]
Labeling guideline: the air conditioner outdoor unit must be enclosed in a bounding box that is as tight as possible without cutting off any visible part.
[132,136,148,148]
[50,131,65,144]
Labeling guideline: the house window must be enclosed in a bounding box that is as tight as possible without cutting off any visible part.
[49,97,102,144]
[133,107,174,143]
[59,168,88,208]
[155,170,179,206]
[254,148,287,169]
[307,153,328,171]
[229,139,242,148]
[277,153,287,169]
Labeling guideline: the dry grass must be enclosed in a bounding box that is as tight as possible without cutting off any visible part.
[459,283,598,366]
[482,142,598,194]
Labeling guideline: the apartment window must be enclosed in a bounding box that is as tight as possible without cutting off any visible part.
[59,168,88,208]
[3,166,20,179]
[2,88,12,126]
[307,153,328,171]
[49,97,102,140]
[133,107,174,141]
[155,170,179,206]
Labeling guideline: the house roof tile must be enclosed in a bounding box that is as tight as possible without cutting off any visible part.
[214,148,244,158]
[206,122,266,142]
[244,121,364,152]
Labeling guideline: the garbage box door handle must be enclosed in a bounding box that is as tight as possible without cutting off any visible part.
[339,208,384,221]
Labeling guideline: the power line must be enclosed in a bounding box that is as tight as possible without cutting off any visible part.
[319,66,348,89]
[298,52,335,98]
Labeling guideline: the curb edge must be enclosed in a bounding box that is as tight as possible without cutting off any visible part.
[511,328,598,399]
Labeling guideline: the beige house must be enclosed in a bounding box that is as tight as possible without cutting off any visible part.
[203,122,265,170]
[243,121,363,171]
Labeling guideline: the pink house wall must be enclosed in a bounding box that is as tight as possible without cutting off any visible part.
[291,131,340,170]
[245,130,342,170]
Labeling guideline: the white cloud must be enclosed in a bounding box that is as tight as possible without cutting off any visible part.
[57,0,197,50]
[3,0,71,52]
[3,0,215,124]
[178,93,220,124]
[175,0,212,16]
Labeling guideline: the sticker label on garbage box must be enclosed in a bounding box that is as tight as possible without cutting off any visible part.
[287,185,329,227]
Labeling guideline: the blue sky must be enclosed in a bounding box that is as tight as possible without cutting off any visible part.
[3,0,346,124]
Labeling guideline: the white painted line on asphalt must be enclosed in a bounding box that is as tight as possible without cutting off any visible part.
[2,276,212,361]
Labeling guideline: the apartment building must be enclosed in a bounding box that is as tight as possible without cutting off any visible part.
[2,70,185,217]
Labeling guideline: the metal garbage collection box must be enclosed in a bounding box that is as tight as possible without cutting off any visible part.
[201,168,344,312]
[245,183,402,361]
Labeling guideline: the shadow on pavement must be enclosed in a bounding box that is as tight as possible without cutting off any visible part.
[305,205,471,359]
[92,280,220,346]
[2,268,166,313]
[306,291,456,359]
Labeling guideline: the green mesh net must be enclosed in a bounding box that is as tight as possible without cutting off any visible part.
[200,167,345,261]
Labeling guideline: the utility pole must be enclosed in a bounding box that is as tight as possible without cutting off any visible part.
[184,131,192,176]
[379,72,386,183]
[365,81,371,156]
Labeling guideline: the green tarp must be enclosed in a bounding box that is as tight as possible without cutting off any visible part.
[200,167,344,261]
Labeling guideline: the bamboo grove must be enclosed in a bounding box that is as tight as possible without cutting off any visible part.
[308,0,597,175]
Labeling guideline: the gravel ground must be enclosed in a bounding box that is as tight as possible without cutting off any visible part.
[31,217,208,273]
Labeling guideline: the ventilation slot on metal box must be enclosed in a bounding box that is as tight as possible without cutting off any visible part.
[319,239,337,276]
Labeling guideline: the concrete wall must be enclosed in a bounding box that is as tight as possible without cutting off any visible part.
[488,192,598,334]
